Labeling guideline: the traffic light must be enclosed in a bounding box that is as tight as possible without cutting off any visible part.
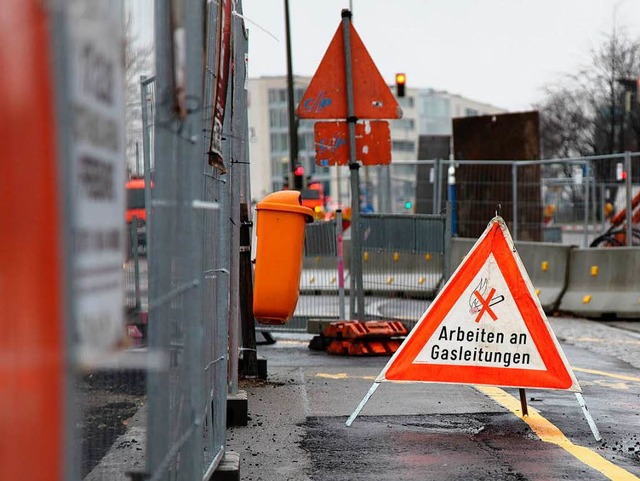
[404,200,412,210]
[293,164,305,190]
[616,162,627,182]
[395,73,406,98]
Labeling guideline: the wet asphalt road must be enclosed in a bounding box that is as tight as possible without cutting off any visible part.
[227,317,640,480]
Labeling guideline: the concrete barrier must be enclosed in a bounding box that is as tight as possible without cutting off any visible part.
[300,256,349,293]
[513,241,572,314]
[558,247,640,319]
[361,250,443,298]
[451,238,572,314]
[301,235,640,319]
[301,239,443,298]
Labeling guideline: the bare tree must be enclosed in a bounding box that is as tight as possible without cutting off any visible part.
[538,86,594,158]
[538,25,640,161]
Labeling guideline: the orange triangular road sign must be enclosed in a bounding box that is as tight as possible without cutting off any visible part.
[296,22,402,120]
[376,216,581,392]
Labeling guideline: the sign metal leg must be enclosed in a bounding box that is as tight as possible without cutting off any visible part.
[346,382,380,427]
[575,392,602,442]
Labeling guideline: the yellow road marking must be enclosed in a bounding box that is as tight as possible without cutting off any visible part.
[477,386,639,481]
[574,367,640,384]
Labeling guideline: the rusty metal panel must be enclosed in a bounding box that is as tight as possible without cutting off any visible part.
[314,120,391,166]
[453,112,543,241]
[415,135,450,214]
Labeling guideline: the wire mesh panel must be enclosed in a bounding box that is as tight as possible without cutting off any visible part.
[378,159,614,247]
[290,220,343,329]
[285,213,449,330]
[359,214,446,307]
[145,1,235,479]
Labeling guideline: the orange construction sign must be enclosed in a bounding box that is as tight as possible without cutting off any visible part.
[314,120,391,166]
[376,216,581,392]
[2,2,65,479]
[296,22,402,120]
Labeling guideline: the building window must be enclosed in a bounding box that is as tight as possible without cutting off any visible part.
[392,140,415,152]
[391,118,415,130]
[397,96,414,108]
[298,119,314,133]
[270,132,288,153]
[299,131,314,151]
[268,88,287,105]
[465,108,479,117]
[269,108,288,128]
[425,96,450,118]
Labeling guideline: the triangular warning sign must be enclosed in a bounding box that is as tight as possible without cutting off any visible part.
[296,22,402,120]
[377,217,581,392]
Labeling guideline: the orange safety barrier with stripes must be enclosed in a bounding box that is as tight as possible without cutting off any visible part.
[323,320,408,339]
[318,320,409,356]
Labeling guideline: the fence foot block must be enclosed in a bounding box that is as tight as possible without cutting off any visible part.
[226,391,248,427]
[239,356,268,380]
[209,451,240,481]
[308,335,330,351]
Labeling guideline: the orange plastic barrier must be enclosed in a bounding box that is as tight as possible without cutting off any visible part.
[321,321,408,356]
[327,339,403,356]
[323,320,408,339]
[253,191,314,324]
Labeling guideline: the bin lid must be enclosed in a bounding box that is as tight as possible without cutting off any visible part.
[256,190,314,223]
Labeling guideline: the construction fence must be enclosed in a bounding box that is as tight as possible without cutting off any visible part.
[260,211,451,332]
[266,151,639,334]
[370,152,639,247]
[81,2,249,480]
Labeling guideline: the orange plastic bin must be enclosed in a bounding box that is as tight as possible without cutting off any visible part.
[253,191,314,324]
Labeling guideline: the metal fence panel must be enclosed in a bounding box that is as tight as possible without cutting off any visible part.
[374,156,638,248]
[271,213,449,332]
[305,220,338,256]
[144,1,236,479]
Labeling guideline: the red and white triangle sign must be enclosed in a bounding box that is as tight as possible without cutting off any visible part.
[377,216,580,392]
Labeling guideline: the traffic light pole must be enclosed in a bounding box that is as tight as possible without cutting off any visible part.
[284,0,299,184]
[341,9,365,321]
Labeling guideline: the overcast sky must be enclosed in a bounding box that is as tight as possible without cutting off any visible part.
[241,0,640,111]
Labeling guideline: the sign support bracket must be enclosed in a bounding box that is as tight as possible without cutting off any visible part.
[518,388,529,416]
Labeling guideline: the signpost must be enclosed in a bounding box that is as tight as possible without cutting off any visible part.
[297,9,402,320]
